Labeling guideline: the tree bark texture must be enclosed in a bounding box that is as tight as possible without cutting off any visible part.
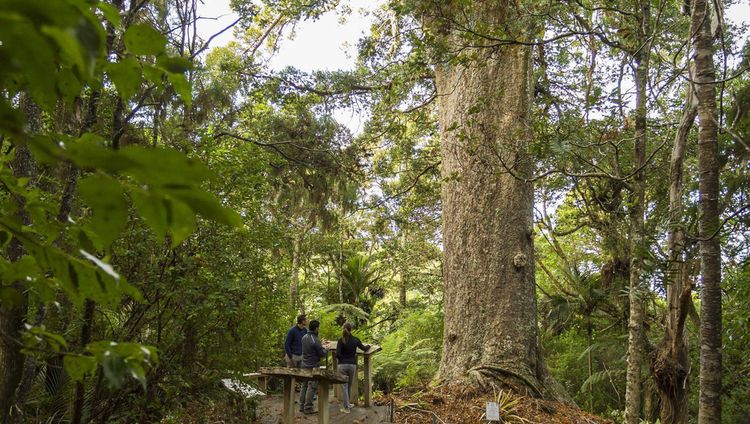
[57,89,101,225]
[0,235,28,424]
[652,75,697,424]
[290,233,303,311]
[434,3,545,395]
[624,48,649,424]
[624,3,651,422]
[399,231,407,307]
[71,300,96,424]
[692,0,722,422]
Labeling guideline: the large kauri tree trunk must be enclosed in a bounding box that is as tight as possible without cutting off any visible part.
[434,3,546,395]
[692,0,722,422]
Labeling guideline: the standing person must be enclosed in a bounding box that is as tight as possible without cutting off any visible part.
[336,322,370,414]
[299,320,327,414]
[284,314,307,368]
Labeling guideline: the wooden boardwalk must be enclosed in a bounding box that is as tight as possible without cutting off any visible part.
[253,393,391,424]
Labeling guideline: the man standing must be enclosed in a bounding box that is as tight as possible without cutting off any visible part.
[300,320,326,414]
[284,314,307,368]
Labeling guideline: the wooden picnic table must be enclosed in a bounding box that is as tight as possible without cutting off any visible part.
[322,341,382,407]
[259,366,347,424]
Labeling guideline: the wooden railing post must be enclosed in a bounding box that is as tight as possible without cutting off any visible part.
[364,354,372,407]
[282,377,295,424]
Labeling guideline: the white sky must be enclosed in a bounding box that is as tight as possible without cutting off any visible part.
[195,0,379,70]
[195,0,750,133]
[196,1,750,68]
[195,0,379,132]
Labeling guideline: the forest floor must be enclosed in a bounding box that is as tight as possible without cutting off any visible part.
[254,392,390,423]
[391,386,614,424]
[253,386,612,423]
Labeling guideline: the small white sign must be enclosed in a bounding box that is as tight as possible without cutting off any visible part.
[486,401,500,421]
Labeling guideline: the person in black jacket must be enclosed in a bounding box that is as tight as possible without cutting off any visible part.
[336,322,370,413]
[299,320,326,414]
[284,314,307,367]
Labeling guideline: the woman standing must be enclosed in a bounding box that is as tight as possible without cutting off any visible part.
[336,322,370,413]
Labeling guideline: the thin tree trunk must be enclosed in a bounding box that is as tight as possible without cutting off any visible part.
[67,88,106,424]
[625,36,649,424]
[0,239,28,423]
[692,0,722,422]
[652,72,697,424]
[290,232,303,311]
[71,300,96,424]
[338,228,344,305]
[624,2,651,422]
[0,94,39,422]
[69,82,114,424]
[57,89,100,225]
[10,303,47,424]
[587,320,593,411]
[399,231,407,307]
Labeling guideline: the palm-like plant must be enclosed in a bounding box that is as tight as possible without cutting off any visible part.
[540,267,625,410]
[340,254,382,312]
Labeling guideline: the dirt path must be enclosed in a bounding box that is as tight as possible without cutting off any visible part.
[254,392,391,424]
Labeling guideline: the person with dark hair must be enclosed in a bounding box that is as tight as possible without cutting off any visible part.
[284,314,307,368]
[336,322,370,413]
[299,319,327,414]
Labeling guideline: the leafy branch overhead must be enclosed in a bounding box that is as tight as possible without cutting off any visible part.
[0,0,241,393]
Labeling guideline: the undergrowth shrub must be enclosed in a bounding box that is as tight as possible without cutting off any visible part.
[373,305,443,391]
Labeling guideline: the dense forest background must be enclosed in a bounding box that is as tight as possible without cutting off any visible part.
[0,0,748,423]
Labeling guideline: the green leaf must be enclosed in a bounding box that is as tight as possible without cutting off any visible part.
[119,147,209,186]
[124,24,166,55]
[0,287,24,309]
[142,64,164,86]
[0,216,131,308]
[96,2,121,26]
[67,134,139,171]
[167,72,192,106]
[164,186,242,227]
[41,26,87,76]
[127,360,147,389]
[87,341,158,389]
[79,250,121,283]
[0,230,11,250]
[1,255,41,283]
[0,103,24,135]
[78,174,128,247]
[64,355,98,381]
[101,349,128,388]
[130,188,169,240]
[157,54,193,74]
[57,67,83,101]
[23,326,68,352]
[0,22,58,109]
[106,58,141,100]
[165,199,195,247]
[466,104,481,115]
